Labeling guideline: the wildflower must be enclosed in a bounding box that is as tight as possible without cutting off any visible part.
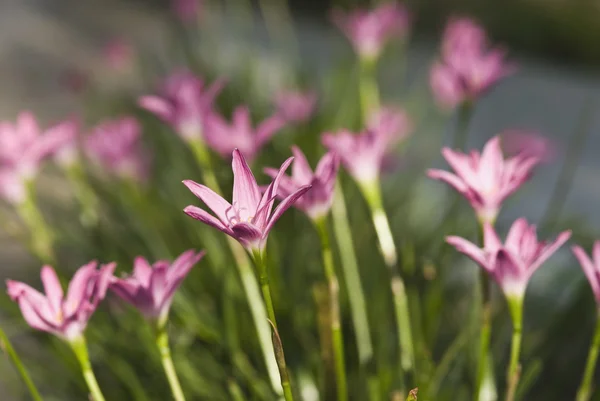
[183,149,311,252]
[427,136,539,224]
[110,250,205,327]
[501,129,556,164]
[274,90,317,124]
[572,242,600,304]
[447,218,571,300]
[6,262,115,342]
[367,106,412,141]
[265,147,339,221]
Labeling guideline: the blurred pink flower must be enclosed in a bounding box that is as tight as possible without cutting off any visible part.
[367,106,412,141]
[275,90,317,124]
[85,117,148,181]
[102,38,134,71]
[0,112,76,204]
[427,136,539,224]
[139,71,225,143]
[430,18,514,109]
[265,147,339,221]
[447,218,571,300]
[172,0,201,23]
[332,2,410,60]
[572,242,600,304]
[110,250,205,327]
[501,130,556,164]
[6,262,115,341]
[204,106,285,163]
[183,149,311,252]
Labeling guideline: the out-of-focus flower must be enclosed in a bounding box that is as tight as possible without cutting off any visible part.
[50,118,80,169]
[172,0,201,23]
[367,106,412,141]
[447,218,571,300]
[183,149,311,252]
[6,262,115,342]
[265,147,339,221]
[274,90,317,124]
[139,71,225,143]
[427,136,539,224]
[85,117,148,181]
[332,2,410,60]
[110,250,205,327]
[0,112,76,204]
[430,17,514,110]
[572,242,600,304]
[501,130,557,164]
[204,106,285,163]
[102,38,135,72]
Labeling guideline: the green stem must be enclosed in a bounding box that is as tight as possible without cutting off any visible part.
[155,327,187,401]
[358,56,380,121]
[189,138,282,395]
[0,325,43,401]
[451,102,473,150]
[65,163,99,227]
[505,297,524,401]
[576,311,600,401]
[17,181,55,264]
[70,336,106,401]
[315,217,348,401]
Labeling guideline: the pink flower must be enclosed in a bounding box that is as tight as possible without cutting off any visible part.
[501,130,556,164]
[204,106,285,163]
[264,147,339,221]
[183,149,311,252]
[6,262,115,341]
[430,18,514,109]
[274,90,317,123]
[85,117,148,181]
[572,242,600,305]
[367,106,412,141]
[427,136,539,224]
[139,70,225,143]
[332,2,410,60]
[447,218,571,299]
[102,38,134,71]
[110,250,205,327]
[0,112,76,204]
[172,0,201,23]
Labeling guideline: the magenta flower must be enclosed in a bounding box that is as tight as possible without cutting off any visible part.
[332,2,410,60]
[183,149,311,252]
[110,250,205,327]
[265,147,339,221]
[447,218,571,299]
[6,262,115,341]
[0,112,76,204]
[367,106,412,142]
[501,129,557,164]
[204,106,285,163]
[572,242,600,304]
[172,0,201,23]
[138,70,225,143]
[85,117,148,181]
[274,90,317,124]
[430,17,514,109]
[427,136,539,224]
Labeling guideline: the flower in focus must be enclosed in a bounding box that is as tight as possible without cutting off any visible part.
[204,106,285,163]
[274,90,317,124]
[172,0,201,23]
[427,136,539,224]
[430,17,514,109]
[6,262,115,341]
[110,250,205,327]
[85,117,148,181]
[0,112,76,204]
[183,149,311,252]
[265,146,339,221]
[572,242,600,304]
[102,38,134,72]
[501,129,556,164]
[139,70,225,143]
[447,218,571,300]
[332,2,410,60]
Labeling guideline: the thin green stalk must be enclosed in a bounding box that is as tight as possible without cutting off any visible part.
[505,297,524,401]
[155,327,187,401]
[0,325,43,401]
[65,163,99,227]
[358,56,380,120]
[451,102,473,150]
[189,139,282,395]
[315,217,348,401]
[258,0,299,60]
[70,336,106,401]
[17,181,55,264]
[576,311,600,401]
[358,180,415,375]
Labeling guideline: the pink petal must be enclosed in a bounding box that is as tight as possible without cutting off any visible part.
[133,257,153,288]
[109,278,141,306]
[572,245,600,302]
[441,148,480,189]
[483,223,502,252]
[183,205,232,235]
[149,264,169,309]
[504,218,529,253]
[254,157,294,229]
[16,294,56,333]
[446,236,488,270]
[138,96,174,123]
[263,185,312,239]
[231,149,261,220]
[529,230,571,273]
[93,262,117,305]
[182,180,232,225]
[40,266,64,316]
[493,249,528,298]
[427,169,469,194]
[290,146,313,184]
[64,261,98,315]
[478,136,503,185]
[256,115,285,146]
[231,222,263,248]
[593,241,600,267]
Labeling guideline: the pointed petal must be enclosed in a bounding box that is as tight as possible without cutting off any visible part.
[446,236,489,270]
[263,185,312,239]
[529,230,571,273]
[92,262,117,306]
[441,147,481,190]
[149,264,169,310]
[478,136,504,186]
[7,280,56,332]
[138,96,173,123]
[133,257,153,288]
[254,157,294,229]
[41,266,64,316]
[182,180,232,224]
[64,261,98,315]
[504,218,529,254]
[256,115,285,146]
[290,146,313,184]
[314,152,340,185]
[15,293,56,333]
[161,250,205,315]
[183,205,232,235]
[263,167,297,199]
[109,278,141,306]
[232,149,261,220]
[592,240,600,266]
[483,223,502,252]
[427,169,469,193]
[572,245,600,302]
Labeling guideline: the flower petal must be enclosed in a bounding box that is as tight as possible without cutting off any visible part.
[483,223,502,252]
[40,266,64,316]
[290,145,313,184]
[446,236,488,270]
[493,249,528,298]
[133,257,153,288]
[138,96,174,123]
[182,180,232,225]
[64,261,98,316]
[572,245,600,302]
[529,230,571,273]
[232,149,261,220]
[184,204,233,233]
[254,157,294,229]
[427,169,469,194]
[504,218,529,253]
[263,185,312,239]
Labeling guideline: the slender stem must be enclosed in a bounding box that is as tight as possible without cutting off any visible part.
[0,325,43,401]
[17,181,55,264]
[65,163,99,227]
[315,217,348,401]
[451,102,473,150]
[155,327,187,401]
[70,336,106,401]
[358,179,415,375]
[576,311,600,401]
[505,297,524,401]
[189,138,282,395]
[358,56,380,120]
[251,250,295,401]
